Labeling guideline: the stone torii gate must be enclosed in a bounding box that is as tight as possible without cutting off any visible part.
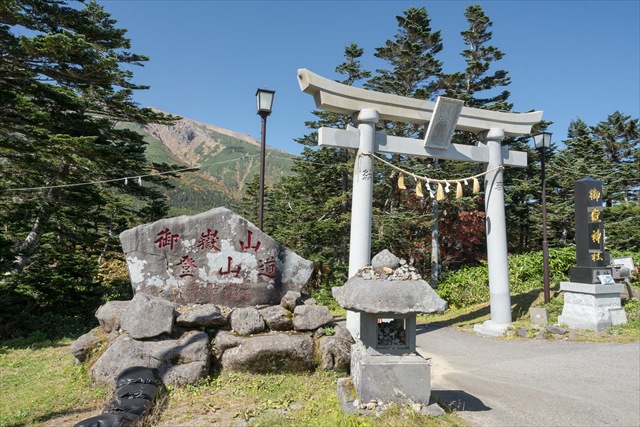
[297,69,543,337]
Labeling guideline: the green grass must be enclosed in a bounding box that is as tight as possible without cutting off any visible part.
[421,287,640,343]
[0,338,110,427]
[3,281,636,426]
[0,339,465,427]
[151,371,463,427]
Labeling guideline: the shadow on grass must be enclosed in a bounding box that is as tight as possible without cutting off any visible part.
[0,337,72,355]
[8,403,103,427]
[420,287,566,331]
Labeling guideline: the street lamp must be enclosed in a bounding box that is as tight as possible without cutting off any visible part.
[532,131,552,303]
[256,88,275,231]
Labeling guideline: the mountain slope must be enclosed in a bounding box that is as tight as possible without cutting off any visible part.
[131,109,295,215]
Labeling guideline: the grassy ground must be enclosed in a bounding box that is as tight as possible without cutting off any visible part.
[2,287,637,427]
[0,338,464,427]
[421,285,640,343]
[0,337,110,427]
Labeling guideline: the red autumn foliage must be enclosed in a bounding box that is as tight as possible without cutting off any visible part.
[439,199,487,268]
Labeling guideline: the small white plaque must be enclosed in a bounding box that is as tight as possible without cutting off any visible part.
[598,274,615,285]
[424,97,464,149]
[611,256,635,270]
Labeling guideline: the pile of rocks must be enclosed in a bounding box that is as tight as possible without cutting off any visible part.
[72,290,353,388]
[355,250,422,281]
[72,207,354,390]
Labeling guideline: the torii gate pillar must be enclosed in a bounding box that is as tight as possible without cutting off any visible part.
[475,128,512,336]
[346,109,379,334]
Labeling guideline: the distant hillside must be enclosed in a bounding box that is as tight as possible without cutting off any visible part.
[126,109,295,216]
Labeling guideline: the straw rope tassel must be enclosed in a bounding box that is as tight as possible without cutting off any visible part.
[473,177,480,194]
[416,181,424,198]
[398,173,406,190]
[436,183,445,201]
[456,181,463,199]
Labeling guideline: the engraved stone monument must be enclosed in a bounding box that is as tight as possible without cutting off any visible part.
[119,207,314,306]
[558,178,627,330]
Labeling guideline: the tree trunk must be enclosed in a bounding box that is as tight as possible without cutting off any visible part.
[13,162,68,272]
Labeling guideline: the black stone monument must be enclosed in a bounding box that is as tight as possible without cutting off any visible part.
[569,177,612,283]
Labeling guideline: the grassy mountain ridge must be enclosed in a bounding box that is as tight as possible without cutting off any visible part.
[127,110,295,215]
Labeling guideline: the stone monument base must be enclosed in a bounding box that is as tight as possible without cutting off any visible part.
[350,342,431,405]
[558,282,627,330]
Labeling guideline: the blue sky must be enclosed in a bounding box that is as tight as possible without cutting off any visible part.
[100,0,639,156]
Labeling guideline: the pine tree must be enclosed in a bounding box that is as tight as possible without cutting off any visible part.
[438,4,511,111]
[0,0,180,331]
[550,112,639,249]
[431,5,520,269]
[0,0,177,274]
[360,7,444,274]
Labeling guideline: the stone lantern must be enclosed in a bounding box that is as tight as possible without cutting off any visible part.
[332,250,447,407]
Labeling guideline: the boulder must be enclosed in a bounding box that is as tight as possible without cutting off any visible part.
[302,297,317,306]
[280,290,302,312]
[211,330,243,354]
[371,249,400,273]
[119,207,313,307]
[259,305,293,331]
[71,327,105,362]
[95,301,130,333]
[90,330,210,387]
[120,293,175,339]
[176,304,227,328]
[214,331,314,372]
[333,323,355,344]
[230,307,265,335]
[292,304,333,331]
[317,334,352,371]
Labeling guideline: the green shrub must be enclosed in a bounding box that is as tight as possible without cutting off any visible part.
[436,262,489,308]
[436,247,638,309]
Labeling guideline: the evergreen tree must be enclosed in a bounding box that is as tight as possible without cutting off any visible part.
[438,4,511,112]
[550,112,639,249]
[429,4,523,269]
[361,7,444,274]
[0,0,178,332]
[365,6,442,137]
[0,0,176,274]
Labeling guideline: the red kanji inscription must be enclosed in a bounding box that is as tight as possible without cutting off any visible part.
[198,229,221,252]
[258,256,277,279]
[219,256,241,277]
[240,230,261,251]
[177,255,197,278]
[154,228,179,250]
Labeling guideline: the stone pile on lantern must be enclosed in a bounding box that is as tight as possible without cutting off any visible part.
[332,250,447,407]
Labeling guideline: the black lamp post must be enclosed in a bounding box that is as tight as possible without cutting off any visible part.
[532,131,553,303]
[256,88,275,231]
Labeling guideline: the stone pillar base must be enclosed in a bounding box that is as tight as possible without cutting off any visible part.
[558,282,626,330]
[474,319,510,337]
[351,342,431,405]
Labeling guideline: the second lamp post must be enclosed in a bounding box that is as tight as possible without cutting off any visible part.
[533,131,552,303]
